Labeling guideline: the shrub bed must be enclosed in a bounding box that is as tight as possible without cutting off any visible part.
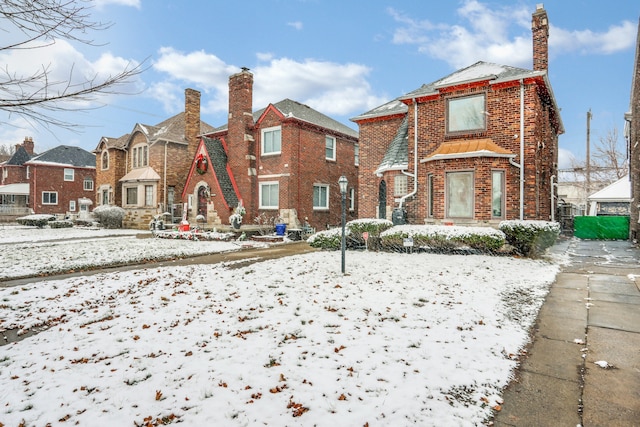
[381,224,506,254]
[16,214,55,228]
[93,205,126,229]
[499,220,560,257]
[307,227,347,250]
[49,220,74,229]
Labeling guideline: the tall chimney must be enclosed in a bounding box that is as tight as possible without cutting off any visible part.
[23,136,34,154]
[532,3,549,71]
[184,88,201,161]
[227,68,255,213]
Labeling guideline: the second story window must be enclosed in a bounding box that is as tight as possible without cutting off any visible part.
[102,151,109,170]
[325,136,336,161]
[262,126,281,156]
[132,144,149,168]
[354,144,359,166]
[64,168,74,181]
[446,94,486,134]
[84,177,94,191]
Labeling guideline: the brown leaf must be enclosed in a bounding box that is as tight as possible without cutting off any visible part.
[155,390,163,401]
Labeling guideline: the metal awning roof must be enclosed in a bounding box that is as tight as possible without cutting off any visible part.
[0,183,29,195]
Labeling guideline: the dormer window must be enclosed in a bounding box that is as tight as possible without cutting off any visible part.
[446,94,486,134]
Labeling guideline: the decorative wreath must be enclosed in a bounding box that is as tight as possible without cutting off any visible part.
[196,153,208,175]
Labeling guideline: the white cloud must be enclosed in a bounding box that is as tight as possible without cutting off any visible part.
[92,0,141,9]
[151,48,387,119]
[389,0,636,70]
[558,147,576,169]
[287,21,303,30]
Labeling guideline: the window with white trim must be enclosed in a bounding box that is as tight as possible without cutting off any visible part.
[313,184,329,209]
[349,188,355,211]
[64,168,74,181]
[261,126,282,155]
[145,185,153,206]
[84,177,94,191]
[42,191,58,205]
[126,187,138,205]
[446,94,486,134]
[259,182,279,209]
[132,144,149,168]
[69,200,76,211]
[325,136,336,160]
[101,151,109,170]
[354,144,359,166]
[446,171,474,218]
[491,170,505,218]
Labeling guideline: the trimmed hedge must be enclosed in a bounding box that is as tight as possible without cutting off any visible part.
[381,224,506,254]
[50,220,74,229]
[16,214,56,228]
[499,220,560,257]
[93,205,126,229]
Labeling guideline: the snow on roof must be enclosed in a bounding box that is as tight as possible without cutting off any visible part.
[588,176,631,202]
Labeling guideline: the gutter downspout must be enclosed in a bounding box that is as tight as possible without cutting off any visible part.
[398,98,419,209]
[550,175,557,221]
[508,79,525,220]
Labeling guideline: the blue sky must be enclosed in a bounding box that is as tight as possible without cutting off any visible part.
[1,0,638,170]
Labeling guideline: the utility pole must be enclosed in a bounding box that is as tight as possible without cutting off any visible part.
[585,109,592,215]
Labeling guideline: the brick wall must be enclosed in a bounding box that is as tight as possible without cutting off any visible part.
[30,165,96,215]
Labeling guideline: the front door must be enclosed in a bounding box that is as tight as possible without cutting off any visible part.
[197,186,208,217]
[378,180,387,219]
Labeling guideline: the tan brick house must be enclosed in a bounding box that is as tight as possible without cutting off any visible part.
[352,4,563,226]
[0,137,96,217]
[93,89,214,228]
[182,69,359,231]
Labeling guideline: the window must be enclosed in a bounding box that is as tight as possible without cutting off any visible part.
[427,174,434,218]
[102,151,109,170]
[325,136,336,160]
[313,184,329,209]
[446,171,474,218]
[259,182,279,209]
[354,144,359,166]
[64,168,74,181]
[492,170,504,218]
[132,144,148,168]
[349,188,355,211]
[84,177,94,191]
[394,175,408,196]
[447,94,486,134]
[145,185,153,206]
[102,189,109,205]
[26,166,30,179]
[69,200,76,212]
[262,126,281,155]
[42,191,58,205]
[126,187,138,205]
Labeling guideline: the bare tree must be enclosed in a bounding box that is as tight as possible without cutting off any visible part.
[0,0,146,131]
[565,126,628,185]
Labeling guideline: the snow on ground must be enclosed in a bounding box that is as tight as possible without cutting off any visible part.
[0,226,560,426]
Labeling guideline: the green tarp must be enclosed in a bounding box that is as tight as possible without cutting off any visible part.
[573,216,629,240]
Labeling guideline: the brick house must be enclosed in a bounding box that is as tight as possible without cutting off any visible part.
[351,4,563,226]
[93,90,214,228]
[625,18,640,241]
[182,69,359,231]
[0,137,96,217]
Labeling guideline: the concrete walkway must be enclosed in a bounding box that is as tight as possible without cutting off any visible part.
[493,238,640,427]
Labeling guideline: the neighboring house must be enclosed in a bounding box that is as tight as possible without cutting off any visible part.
[0,137,96,217]
[0,137,37,216]
[587,175,631,216]
[182,69,359,231]
[352,5,563,226]
[625,18,640,240]
[94,89,214,228]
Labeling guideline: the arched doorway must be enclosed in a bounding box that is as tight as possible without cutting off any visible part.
[197,186,208,217]
[378,180,387,219]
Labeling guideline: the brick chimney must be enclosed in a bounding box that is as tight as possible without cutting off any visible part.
[184,88,201,161]
[227,68,256,213]
[532,3,549,71]
[21,136,35,154]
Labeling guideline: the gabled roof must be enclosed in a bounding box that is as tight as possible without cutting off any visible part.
[5,145,36,166]
[588,176,631,202]
[213,99,358,139]
[135,112,216,146]
[352,61,564,134]
[375,115,409,175]
[203,137,239,209]
[99,134,130,151]
[28,145,95,168]
[421,138,515,163]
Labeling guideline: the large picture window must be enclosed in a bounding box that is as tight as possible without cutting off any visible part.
[313,184,329,209]
[42,191,58,205]
[446,171,474,218]
[447,94,486,134]
[262,126,282,155]
[126,187,138,205]
[492,170,504,218]
[259,182,279,209]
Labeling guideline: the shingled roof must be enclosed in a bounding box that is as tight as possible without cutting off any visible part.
[375,115,409,175]
[4,145,36,166]
[28,145,95,168]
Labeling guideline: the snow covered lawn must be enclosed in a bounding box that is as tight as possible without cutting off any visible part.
[0,241,560,426]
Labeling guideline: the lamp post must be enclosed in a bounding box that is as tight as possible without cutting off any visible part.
[339,175,348,274]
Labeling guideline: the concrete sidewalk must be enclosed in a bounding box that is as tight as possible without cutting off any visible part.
[493,238,640,426]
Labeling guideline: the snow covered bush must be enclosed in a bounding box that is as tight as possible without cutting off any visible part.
[346,218,393,250]
[381,224,506,254]
[499,220,560,257]
[93,205,126,229]
[16,214,55,228]
[307,227,349,250]
[49,220,74,229]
